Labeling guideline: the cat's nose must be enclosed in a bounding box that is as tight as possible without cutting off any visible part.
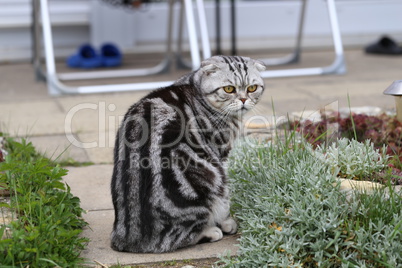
[240,98,247,104]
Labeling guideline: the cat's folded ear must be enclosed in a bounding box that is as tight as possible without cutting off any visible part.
[200,57,219,75]
[200,59,220,75]
[253,60,266,72]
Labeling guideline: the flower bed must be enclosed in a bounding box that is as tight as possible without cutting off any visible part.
[292,112,402,185]
[219,137,402,267]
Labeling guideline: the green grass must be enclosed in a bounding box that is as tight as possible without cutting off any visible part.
[56,157,94,168]
[0,137,88,267]
[219,135,402,267]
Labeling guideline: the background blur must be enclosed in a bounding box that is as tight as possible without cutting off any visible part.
[2,0,402,63]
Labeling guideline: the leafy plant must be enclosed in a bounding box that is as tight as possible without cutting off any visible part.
[292,112,402,184]
[293,112,402,157]
[313,138,388,180]
[0,137,88,267]
[219,138,402,267]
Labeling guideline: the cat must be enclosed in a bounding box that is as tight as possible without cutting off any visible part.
[110,55,266,253]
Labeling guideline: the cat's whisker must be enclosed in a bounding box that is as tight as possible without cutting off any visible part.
[248,105,263,116]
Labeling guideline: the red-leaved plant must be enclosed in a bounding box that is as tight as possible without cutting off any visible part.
[292,112,402,185]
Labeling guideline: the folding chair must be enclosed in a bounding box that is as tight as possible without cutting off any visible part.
[33,0,211,95]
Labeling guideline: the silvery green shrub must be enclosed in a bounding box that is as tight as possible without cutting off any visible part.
[314,138,388,179]
[220,138,402,267]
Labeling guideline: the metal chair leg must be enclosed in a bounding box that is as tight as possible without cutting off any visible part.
[197,0,211,60]
[37,0,205,95]
[176,0,194,70]
[260,0,346,78]
[176,0,210,70]
[32,0,46,81]
[261,0,306,66]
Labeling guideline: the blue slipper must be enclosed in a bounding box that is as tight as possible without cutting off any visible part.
[101,43,122,67]
[66,44,103,69]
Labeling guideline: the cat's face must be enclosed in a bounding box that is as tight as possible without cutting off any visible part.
[197,56,266,116]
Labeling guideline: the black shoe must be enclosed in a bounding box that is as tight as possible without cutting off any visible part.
[365,36,402,55]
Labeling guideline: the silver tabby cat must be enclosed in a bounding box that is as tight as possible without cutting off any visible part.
[111,55,265,253]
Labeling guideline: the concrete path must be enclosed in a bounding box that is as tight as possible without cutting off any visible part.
[0,48,400,266]
[63,165,239,266]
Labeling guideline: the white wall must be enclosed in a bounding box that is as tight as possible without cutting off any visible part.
[0,0,91,62]
[1,0,402,62]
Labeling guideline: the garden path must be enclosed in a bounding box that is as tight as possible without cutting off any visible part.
[1,48,400,266]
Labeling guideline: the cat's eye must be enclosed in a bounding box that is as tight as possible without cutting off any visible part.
[223,86,236,93]
[247,85,258,93]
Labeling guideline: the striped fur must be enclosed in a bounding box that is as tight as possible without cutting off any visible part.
[111,56,265,253]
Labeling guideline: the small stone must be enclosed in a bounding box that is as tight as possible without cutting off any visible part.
[339,106,382,118]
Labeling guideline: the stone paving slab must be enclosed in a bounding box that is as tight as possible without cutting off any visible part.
[78,132,116,164]
[0,114,68,137]
[64,165,113,211]
[84,146,114,165]
[0,63,50,102]
[56,92,146,115]
[81,210,239,266]
[0,100,67,136]
[294,80,391,100]
[0,100,61,116]
[63,165,239,266]
[28,134,90,163]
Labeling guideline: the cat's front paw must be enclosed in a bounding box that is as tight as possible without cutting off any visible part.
[203,226,223,242]
[221,217,237,234]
